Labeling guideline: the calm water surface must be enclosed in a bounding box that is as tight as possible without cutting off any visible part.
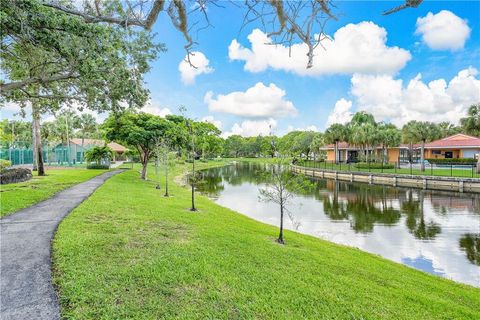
[196,162,480,287]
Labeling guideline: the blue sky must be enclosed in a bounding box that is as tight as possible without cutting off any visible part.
[142,1,479,137]
[3,1,480,137]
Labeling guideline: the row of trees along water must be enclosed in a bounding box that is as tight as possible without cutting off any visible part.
[2,104,480,171]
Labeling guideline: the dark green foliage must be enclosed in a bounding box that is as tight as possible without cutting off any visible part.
[86,164,110,170]
[0,159,12,170]
[0,168,32,184]
[85,146,113,165]
[355,162,395,169]
[460,104,480,137]
[427,158,477,165]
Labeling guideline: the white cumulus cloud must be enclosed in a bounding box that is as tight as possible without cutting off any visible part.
[229,22,411,76]
[178,51,214,85]
[326,98,354,127]
[204,82,297,118]
[223,118,277,138]
[345,67,480,126]
[415,10,471,51]
[201,116,222,130]
[141,99,172,117]
[286,125,319,133]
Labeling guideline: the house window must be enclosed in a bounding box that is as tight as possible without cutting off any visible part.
[432,150,441,155]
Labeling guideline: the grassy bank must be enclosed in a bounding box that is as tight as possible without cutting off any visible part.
[53,161,480,319]
[0,168,107,217]
[298,160,479,179]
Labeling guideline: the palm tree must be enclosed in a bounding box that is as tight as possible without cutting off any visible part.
[377,124,401,164]
[402,121,441,171]
[78,114,97,162]
[324,124,348,163]
[460,104,480,137]
[438,121,461,138]
[347,111,378,162]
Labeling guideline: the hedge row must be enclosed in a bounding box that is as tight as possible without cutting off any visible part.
[86,164,110,170]
[355,162,395,169]
[0,168,32,184]
[427,158,477,165]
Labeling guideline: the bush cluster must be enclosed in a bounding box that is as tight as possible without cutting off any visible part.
[0,159,12,170]
[355,162,395,169]
[427,158,477,165]
[86,164,110,170]
[0,168,32,184]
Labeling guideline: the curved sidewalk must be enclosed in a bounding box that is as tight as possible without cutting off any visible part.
[1,170,123,320]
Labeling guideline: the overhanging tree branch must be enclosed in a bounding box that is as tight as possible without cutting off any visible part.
[1,73,79,93]
[42,0,166,29]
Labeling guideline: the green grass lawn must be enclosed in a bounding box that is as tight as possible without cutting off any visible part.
[0,168,107,217]
[299,160,479,179]
[52,161,480,319]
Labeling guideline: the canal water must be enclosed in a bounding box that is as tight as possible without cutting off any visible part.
[196,162,480,287]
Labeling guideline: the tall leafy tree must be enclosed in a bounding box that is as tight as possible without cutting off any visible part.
[292,131,317,159]
[460,104,480,137]
[103,112,172,180]
[224,135,245,158]
[309,133,325,161]
[278,131,303,156]
[1,0,161,175]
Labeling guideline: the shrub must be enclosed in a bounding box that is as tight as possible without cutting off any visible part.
[355,162,395,169]
[427,158,477,165]
[0,168,32,184]
[85,146,113,165]
[0,159,12,170]
[200,158,208,163]
[86,164,110,170]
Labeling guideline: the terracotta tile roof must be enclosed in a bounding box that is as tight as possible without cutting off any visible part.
[69,139,127,152]
[424,134,480,148]
[106,142,127,152]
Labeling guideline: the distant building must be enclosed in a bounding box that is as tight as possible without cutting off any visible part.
[322,134,480,163]
[58,139,127,163]
[422,134,480,159]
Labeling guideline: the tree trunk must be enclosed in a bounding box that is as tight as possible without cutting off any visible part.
[164,164,169,197]
[190,155,196,211]
[141,161,148,180]
[32,107,45,176]
[477,156,480,174]
[409,143,413,163]
[32,117,37,171]
[421,141,425,172]
[278,203,284,244]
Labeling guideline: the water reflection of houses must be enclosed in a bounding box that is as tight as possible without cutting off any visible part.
[426,193,480,214]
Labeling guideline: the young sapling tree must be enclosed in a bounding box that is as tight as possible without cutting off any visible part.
[259,159,309,244]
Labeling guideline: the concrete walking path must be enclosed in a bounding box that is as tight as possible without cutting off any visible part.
[1,170,123,320]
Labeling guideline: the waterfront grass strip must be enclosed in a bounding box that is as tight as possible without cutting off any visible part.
[298,160,479,179]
